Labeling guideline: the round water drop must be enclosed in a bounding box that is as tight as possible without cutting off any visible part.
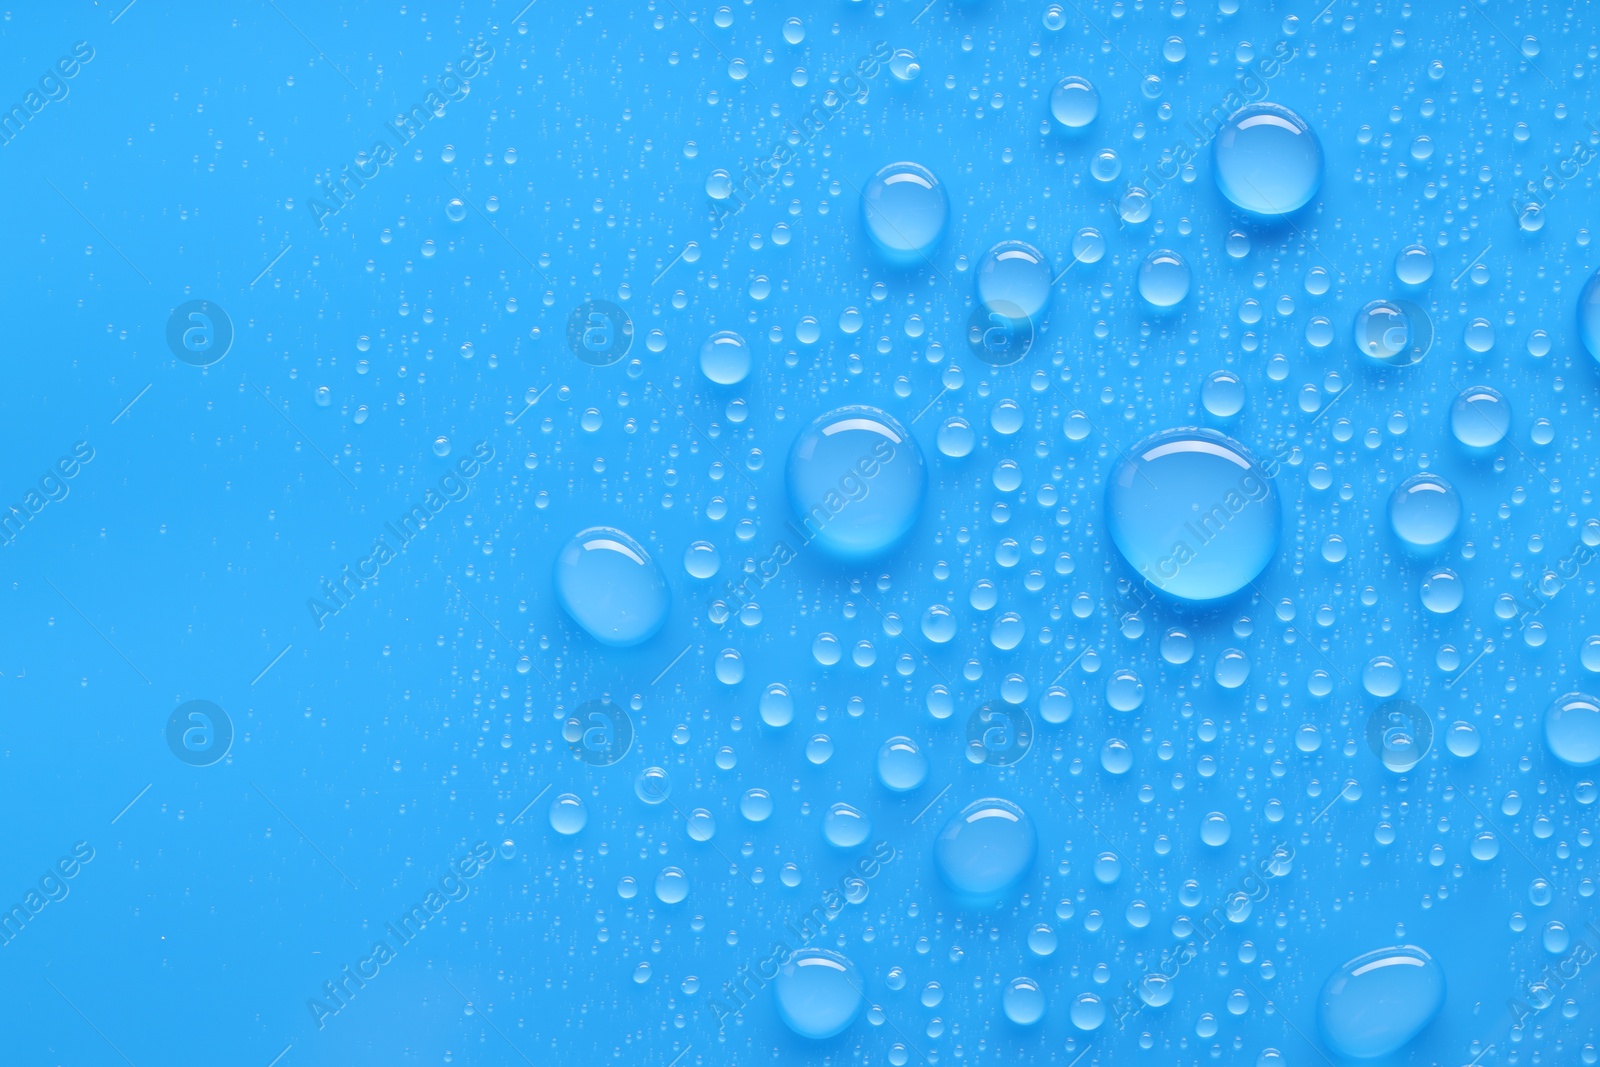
[860,162,948,266]
[1355,300,1427,366]
[1463,318,1496,354]
[806,734,834,764]
[823,803,871,848]
[1049,76,1098,128]
[740,787,774,821]
[1004,978,1046,1026]
[1201,812,1231,846]
[1138,249,1191,308]
[554,527,670,646]
[1089,149,1121,182]
[655,867,689,904]
[1072,227,1106,264]
[934,798,1037,900]
[1106,669,1145,711]
[937,417,975,458]
[1202,371,1245,417]
[549,793,587,835]
[700,330,750,384]
[774,949,864,1039]
[1139,973,1174,1007]
[1214,649,1250,689]
[636,766,671,804]
[1580,267,1600,363]
[1161,628,1194,664]
[1451,386,1509,448]
[760,683,794,727]
[683,540,720,579]
[878,736,928,791]
[1318,946,1445,1059]
[1363,656,1402,698]
[1212,103,1323,215]
[687,808,716,841]
[1446,721,1481,758]
[1040,687,1073,724]
[1070,993,1106,1031]
[1420,569,1463,613]
[1584,636,1600,672]
[705,169,733,200]
[1105,428,1281,603]
[785,406,926,558]
[1545,693,1600,767]
[1470,832,1499,861]
[977,241,1052,322]
[1388,473,1460,548]
[1395,244,1434,285]
[1028,924,1059,956]
[922,603,957,643]
[1101,739,1133,774]
[1092,852,1121,884]
[715,649,744,685]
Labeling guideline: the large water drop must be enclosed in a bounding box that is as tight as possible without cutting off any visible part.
[934,797,1037,899]
[861,162,948,266]
[785,406,926,558]
[1317,946,1445,1059]
[977,240,1052,322]
[1105,428,1281,602]
[774,949,864,1039]
[1212,103,1323,215]
[1545,693,1600,767]
[1388,473,1460,548]
[553,527,670,646]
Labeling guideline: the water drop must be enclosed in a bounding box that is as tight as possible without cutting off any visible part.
[554,527,670,646]
[1451,386,1510,449]
[1545,693,1600,767]
[1105,428,1281,602]
[1318,946,1445,1059]
[977,240,1052,322]
[775,408,923,565]
[700,330,750,385]
[549,793,587,835]
[1049,76,1098,128]
[933,798,1036,900]
[1388,473,1460,548]
[1138,249,1191,308]
[860,162,948,266]
[823,803,872,848]
[1004,977,1046,1025]
[878,737,928,791]
[1212,103,1324,215]
[774,949,864,1039]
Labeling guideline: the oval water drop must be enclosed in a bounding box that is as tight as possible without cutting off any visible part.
[553,527,670,646]
[1317,946,1445,1059]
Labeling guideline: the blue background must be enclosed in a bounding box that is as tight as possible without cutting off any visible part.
[0,0,1596,1064]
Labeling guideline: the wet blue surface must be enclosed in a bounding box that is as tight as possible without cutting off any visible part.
[3,1,1600,1065]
